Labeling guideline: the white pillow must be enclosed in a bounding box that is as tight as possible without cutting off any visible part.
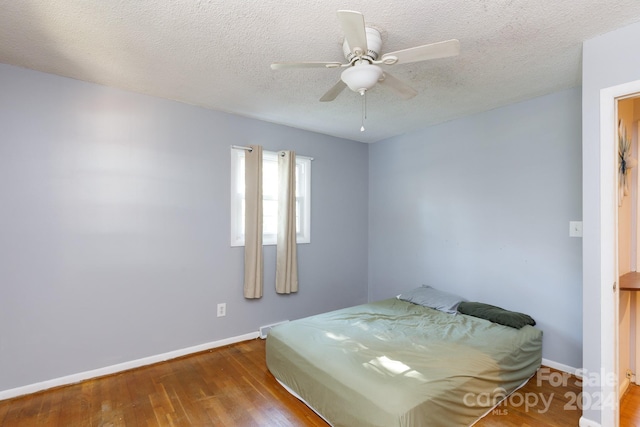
[397,285,466,315]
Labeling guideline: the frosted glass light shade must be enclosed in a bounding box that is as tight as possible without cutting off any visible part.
[341,64,383,93]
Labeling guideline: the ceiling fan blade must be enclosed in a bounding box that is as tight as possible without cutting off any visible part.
[378,72,417,99]
[381,39,460,65]
[271,61,343,70]
[319,80,347,102]
[337,10,368,56]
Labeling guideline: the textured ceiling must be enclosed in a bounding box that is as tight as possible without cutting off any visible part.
[2,1,640,143]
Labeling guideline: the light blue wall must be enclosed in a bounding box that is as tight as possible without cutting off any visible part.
[4,36,620,404]
[369,88,583,368]
[582,20,640,426]
[0,63,369,392]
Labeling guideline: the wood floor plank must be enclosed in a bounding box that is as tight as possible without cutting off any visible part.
[621,384,640,427]
[0,338,635,426]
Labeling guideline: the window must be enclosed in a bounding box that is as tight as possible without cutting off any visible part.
[230,148,311,246]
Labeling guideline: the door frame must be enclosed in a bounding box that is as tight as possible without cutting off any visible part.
[600,79,640,427]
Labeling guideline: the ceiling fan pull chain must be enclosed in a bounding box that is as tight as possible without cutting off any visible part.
[361,91,366,132]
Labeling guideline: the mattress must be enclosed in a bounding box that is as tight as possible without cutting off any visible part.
[266,298,542,427]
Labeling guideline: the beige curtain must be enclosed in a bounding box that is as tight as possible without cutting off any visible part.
[276,150,298,294]
[244,145,263,299]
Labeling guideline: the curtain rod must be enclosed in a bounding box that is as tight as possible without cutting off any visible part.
[231,145,314,161]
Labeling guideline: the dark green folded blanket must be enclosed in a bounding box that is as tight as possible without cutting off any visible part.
[457,301,536,329]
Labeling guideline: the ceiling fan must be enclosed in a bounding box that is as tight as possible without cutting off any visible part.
[271,10,460,103]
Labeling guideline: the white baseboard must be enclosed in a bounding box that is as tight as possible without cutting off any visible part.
[541,358,581,376]
[0,331,259,401]
[579,416,602,427]
[620,376,631,397]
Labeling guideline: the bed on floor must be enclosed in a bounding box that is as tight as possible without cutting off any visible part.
[266,287,542,427]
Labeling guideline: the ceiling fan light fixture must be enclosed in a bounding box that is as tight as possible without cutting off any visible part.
[341,63,383,94]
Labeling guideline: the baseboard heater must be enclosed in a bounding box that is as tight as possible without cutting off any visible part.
[259,321,289,339]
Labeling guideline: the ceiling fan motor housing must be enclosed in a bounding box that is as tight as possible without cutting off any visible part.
[343,27,382,63]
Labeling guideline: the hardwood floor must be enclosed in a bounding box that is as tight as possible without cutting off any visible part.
[0,340,327,427]
[0,339,590,426]
[621,384,640,427]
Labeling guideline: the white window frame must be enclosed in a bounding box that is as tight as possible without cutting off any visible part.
[230,148,311,247]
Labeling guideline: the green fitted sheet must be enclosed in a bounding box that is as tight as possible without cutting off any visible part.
[266,298,542,427]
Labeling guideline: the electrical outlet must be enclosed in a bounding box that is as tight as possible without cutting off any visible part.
[217,303,226,317]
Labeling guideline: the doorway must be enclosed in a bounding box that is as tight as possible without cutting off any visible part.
[616,97,640,408]
[600,81,640,427]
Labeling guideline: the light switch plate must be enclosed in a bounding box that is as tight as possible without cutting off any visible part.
[569,221,583,237]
